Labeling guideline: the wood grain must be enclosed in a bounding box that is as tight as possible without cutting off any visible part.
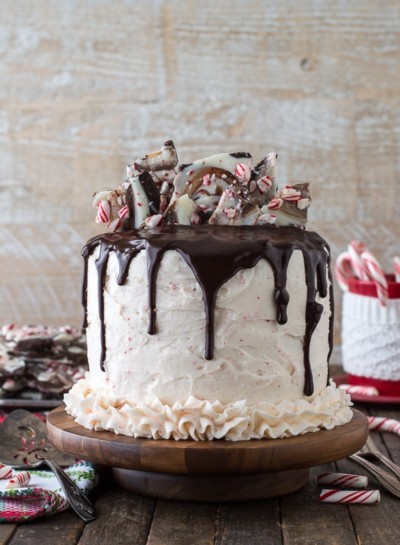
[46,407,368,476]
[280,463,359,545]
[5,511,84,545]
[337,448,400,544]
[0,0,399,347]
[214,500,283,545]
[111,467,309,502]
[147,502,216,545]
[0,525,17,545]
[76,488,155,545]
[3,387,400,544]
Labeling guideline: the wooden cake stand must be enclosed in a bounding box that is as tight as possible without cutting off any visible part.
[47,407,368,502]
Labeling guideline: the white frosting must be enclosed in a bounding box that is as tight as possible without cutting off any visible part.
[65,246,353,440]
[64,377,352,440]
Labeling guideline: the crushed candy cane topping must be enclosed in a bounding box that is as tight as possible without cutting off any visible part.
[92,142,311,231]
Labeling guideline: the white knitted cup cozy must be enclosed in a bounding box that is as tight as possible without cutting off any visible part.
[342,292,400,381]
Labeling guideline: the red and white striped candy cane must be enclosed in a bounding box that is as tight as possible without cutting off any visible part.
[317,472,368,488]
[0,465,13,480]
[368,416,400,436]
[361,251,388,305]
[256,176,272,193]
[118,205,129,220]
[5,471,31,490]
[235,162,251,184]
[394,256,400,282]
[335,252,354,292]
[281,186,302,202]
[319,489,380,504]
[338,384,379,396]
[95,200,111,224]
[347,241,370,281]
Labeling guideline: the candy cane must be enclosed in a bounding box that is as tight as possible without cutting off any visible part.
[368,416,400,436]
[281,186,302,202]
[118,205,129,220]
[0,465,13,480]
[394,256,400,282]
[256,176,272,194]
[95,200,111,224]
[235,162,251,184]
[107,217,122,232]
[319,489,380,504]
[348,241,369,281]
[335,252,354,292]
[317,472,368,488]
[338,384,379,396]
[5,471,31,490]
[361,251,388,306]
[267,198,283,210]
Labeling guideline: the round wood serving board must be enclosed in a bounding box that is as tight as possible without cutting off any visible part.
[47,407,367,501]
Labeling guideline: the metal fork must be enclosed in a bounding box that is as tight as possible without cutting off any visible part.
[357,434,400,480]
[349,454,400,498]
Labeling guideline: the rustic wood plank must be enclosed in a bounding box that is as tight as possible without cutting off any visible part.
[0,1,399,339]
[6,511,84,545]
[369,406,400,465]
[0,525,17,545]
[280,464,358,545]
[0,1,398,103]
[76,488,155,545]
[146,501,216,545]
[336,453,400,545]
[214,500,283,545]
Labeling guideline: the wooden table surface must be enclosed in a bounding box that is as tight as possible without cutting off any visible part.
[1,385,400,545]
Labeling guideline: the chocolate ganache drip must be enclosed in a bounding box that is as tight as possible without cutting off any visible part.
[81,225,332,396]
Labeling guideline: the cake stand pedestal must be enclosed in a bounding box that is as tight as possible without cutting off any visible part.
[47,407,368,502]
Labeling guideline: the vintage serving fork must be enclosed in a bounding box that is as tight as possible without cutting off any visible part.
[357,434,400,480]
[0,409,95,521]
[349,453,400,498]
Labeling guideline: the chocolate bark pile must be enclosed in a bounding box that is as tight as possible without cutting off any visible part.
[0,325,87,400]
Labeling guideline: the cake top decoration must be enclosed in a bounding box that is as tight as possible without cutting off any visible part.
[93,141,311,231]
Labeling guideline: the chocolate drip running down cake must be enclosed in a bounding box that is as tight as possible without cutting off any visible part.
[64,143,352,440]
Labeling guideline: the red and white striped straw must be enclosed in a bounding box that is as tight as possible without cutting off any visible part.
[317,472,368,488]
[361,250,388,306]
[394,256,400,283]
[319,489,380,504]
[368,416,400,436]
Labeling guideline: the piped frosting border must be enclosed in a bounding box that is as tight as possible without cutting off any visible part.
[64,377,352,441]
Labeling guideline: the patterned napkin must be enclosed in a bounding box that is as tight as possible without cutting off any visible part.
[0,460,97,522]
